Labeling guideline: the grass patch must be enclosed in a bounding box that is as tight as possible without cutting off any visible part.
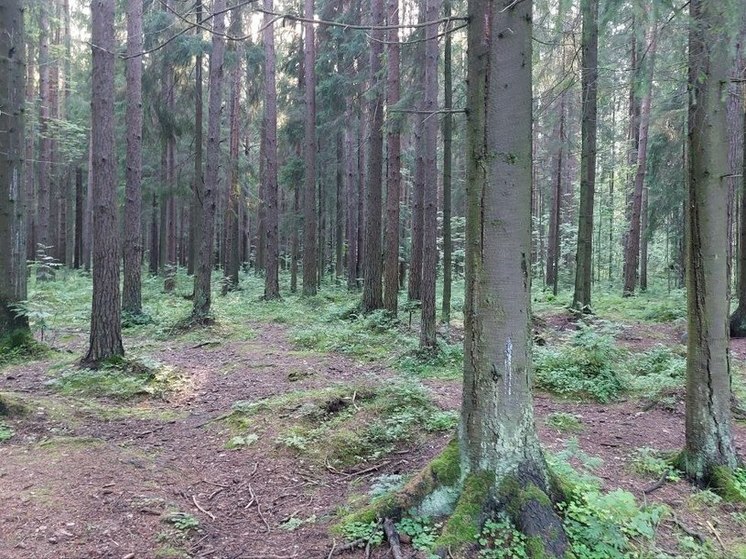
[50,357,188,400]
[545,412,583,433]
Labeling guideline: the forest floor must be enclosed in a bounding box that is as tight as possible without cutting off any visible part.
[1,273,745,559]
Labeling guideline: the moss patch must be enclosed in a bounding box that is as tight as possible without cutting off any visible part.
[435,471,494,553]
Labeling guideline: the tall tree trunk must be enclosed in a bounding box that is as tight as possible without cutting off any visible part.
[302,0,318,296]
[362,0,385,312]
[74,167,83,269]
[682,0,738,483]
[223,5,243,293]
[383,0,402,314]
[48,6,60,264]
[345,123,359,290]
[263,0,280,299]
[122,0,144,315]
[640,184,649,291]
[192,0,227,320]
[24,36,35,264]
[36,3,51,276]
[545,98,565,295]
[441,0,453,323]
[572,0,599,312]
[457,0,568,553]
[730,25,746,336]
[0,0,28,337]
[189,0,203,276]
[85,0,123,364]
[623,21,658,297]
[420,0,440,348]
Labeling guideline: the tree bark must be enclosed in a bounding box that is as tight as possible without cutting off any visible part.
[383,0,402,314]
[189,0,203,276]
[623,21,658,297]
[302,0,318,296]
[0,0,28,337]
[263,0,280,299]
[572,0,599,312]
[362,0,385,312]
[441,0,453,323]
[85,0,124,364]
[419,0,440,348]
[122,0,144,315]
[682,0,738,483]
[36,3,51,276]
[192,0,227,320]
[545,98,565,295]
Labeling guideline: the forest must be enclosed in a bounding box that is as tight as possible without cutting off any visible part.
[1,0,746,557]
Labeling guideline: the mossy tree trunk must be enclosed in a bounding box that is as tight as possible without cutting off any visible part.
[0,0,28,338]
[682,0,739,484]
[451,0,568,554]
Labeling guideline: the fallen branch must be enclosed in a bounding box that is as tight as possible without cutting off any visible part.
[669,516,705,543]
[642,468,670,495]
[383,518,405,559]
[192,495,216,520]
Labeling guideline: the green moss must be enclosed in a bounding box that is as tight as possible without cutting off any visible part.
[431,439,461,486]
[335,493,398,528]
[526,536,548,558]
[711,466,746,503]
[436,471,494,552]
[0,392,28,417]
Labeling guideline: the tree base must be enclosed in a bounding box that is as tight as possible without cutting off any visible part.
[730,305,746,338]
[340,442,569,558]
[674,450,743,501]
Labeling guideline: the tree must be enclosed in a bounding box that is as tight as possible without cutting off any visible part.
[383,0,401,315]
[302,0,318,296]
[189,0,204,277]
[0,0,28,338]
[420,0,441,348]
[362,0,385,313]
[37,2,52,276]
[263,0,280,300]
[122,0,144,316]
[84,0,123,364]
[193,0,227,320]
[572,0,599,312]
[680,0,738,484]
[623,17,658,297]
[441,0,453,323]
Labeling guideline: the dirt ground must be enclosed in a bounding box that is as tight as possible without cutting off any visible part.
[1,319,745,559]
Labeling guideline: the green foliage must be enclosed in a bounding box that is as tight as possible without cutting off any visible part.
[534,326,625,402]
[478,513,528,559]
[165,512,199,532]
[51,358,186,400]
[0,421,14,442]
[398,342,463,379]
[0,329,46,367]
[396,516,440,552]
[630,448,680,482]
[627,346,685,396]
[545,412,583,433]
[340,521,384,547]
[225,433,258,450]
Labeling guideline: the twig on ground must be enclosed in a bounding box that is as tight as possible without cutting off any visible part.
[245,483,256,509]
[257,503,271,533]
[383,518,405,559]
[208,487,225,501]
[326,540,337,559]
[202,479,231,488]
[706,521,726,551]
[642,468,671,495]
[192,495,216,520]
[669,516,706,543]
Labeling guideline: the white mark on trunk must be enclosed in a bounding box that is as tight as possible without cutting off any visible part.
[504,337,513,397]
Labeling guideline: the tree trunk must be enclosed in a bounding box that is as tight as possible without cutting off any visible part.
[457,0,568,553]
[192,0,227,321]
[362,0,385,312]
[85,0,123,364]
[420,0,441,348]
[730,47,746,336]
[24,36,35,265]
[74,167,83,268]
[189,0,203,276]
[682,0,738,484]
[383,0,402,314]
[545,98,565,295]
[223,6,243,294]
[441,0,453,323]
[122,0,144,315]
[36,3,51,276]
[0,0,28,337]
[345,124,359,290]
[302,0,318,296]
[623,21,658,297]
[263,0,280,300]
[572,0,599,312]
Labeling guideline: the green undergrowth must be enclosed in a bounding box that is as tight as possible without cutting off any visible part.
[225,380,457,469]
[49,356,189,400]
[535,325,686,402]
[0,329,48,367]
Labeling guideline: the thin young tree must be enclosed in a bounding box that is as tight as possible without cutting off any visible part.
[189,0,204,276]
[362,0,385,313]
[383,0,401,315]
[122,0,144,316]
[0,0,28,338]
[680,0,739,484]
[193,0,227,320]
[84,0,124,364]
[302,0,318,296]
[263,0,280,300]
[441,0,453,323]
[572,0,599,312]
